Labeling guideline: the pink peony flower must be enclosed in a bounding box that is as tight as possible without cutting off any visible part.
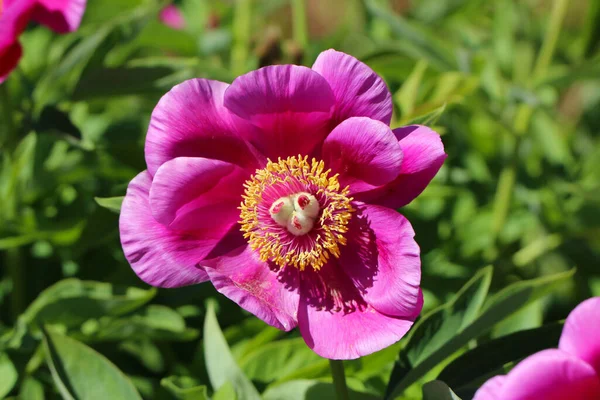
[159,4,185,30]
[0,0,86,83]
[474,297,600,400]
[119,50,447,359]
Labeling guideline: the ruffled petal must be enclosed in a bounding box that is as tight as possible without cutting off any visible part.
[340,203,422,317]
[496,349,600,400]
[206,246,300,331]
[149,157,248,232]
[312,49,392,126]
[30,0,86,33]
[559,297,600,374]
[120,171,244,288]
[473,376,507,400]
[0,0,35,83]
[321,117,403,194]
[297,261,416,359]
[224,64,335,159]
[145,79,262,176]
[356,125,446,209]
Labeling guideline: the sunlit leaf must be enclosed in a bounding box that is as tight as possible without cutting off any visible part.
[42,328,142,399]
[386,268,574,399]
[161,376,208,400]
[422,380,462,400]
[94,196,125,213]
[204,301,261,400]
[438,322,563,389]
[22,279,155,329]
[0,353,18,398]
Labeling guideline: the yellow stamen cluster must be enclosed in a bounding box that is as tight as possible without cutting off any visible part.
[239,155,354,271]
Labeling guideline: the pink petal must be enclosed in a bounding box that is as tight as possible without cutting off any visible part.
[340,203,422,317]
[145,79,263,176]
[0,0,35,83]
[473,376,508,400]
[297,261,416,359]
[159,4,185,30]
[149,157,248,232]
[356,125,447,209]
[206,246,300,331]
[119,171,244,288]
[312,49,392,126]
[31,0,87,33]
[321,117,403,194]
[223,64,335,160]
[560,297,600,374]
[496,349,600,400]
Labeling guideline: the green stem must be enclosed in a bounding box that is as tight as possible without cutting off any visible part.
[329,359,349,400]
[0,82,26,319]
[291,0,308,52]
[489,105,529,245]
[231,0,252,76]
[532,0,569,80]
[7,247,26,321]
[0,83,16,149]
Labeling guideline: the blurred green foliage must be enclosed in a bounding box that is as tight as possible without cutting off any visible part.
[0,0,599,399]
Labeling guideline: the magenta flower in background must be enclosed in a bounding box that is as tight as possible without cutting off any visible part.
[0,0,86,83]
[159,4,185,30]
[475,297,600,400]
[119,49,446,359]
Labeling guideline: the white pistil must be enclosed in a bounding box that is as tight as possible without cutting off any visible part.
[269,197,294,227]
[270,192,320,236]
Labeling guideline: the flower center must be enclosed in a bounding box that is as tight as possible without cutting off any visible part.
[269,192,319,236]
[239,155,354,271]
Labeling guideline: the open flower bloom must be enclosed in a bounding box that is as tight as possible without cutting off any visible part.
[120,50,446,359]
[474,297,600,400]
[0,0,86,83]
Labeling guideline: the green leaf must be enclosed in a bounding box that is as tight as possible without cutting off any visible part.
[363,0,456,71]
[73,67,179,100]
[478,269,575,327]
[540,57,600,88]
[386,268,575,399]
[120,340,164,373]
[34,1,163,108]
[406,266,493,367]
[422,380,462,400]
[160,376,208,400]
[403,104,446,126]
[238,337,323,383]
[213,382,238,400]
[203,301,260,400]
[94,196,124,213]
[438,322,563,389]
[79,305,198,342]
[0,353,18,398]
[262,380,379,400]
[42,328,142,400]
[34,25,113,108]
[19,377,45,400]
[22,279,155,329]
[229,323,283,361]
[395,60,428,117]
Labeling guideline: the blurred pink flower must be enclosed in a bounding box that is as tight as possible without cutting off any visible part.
[159,4,184,30]
[0,0,86,83]
[475,297,600,400]
[119,50,446,359]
